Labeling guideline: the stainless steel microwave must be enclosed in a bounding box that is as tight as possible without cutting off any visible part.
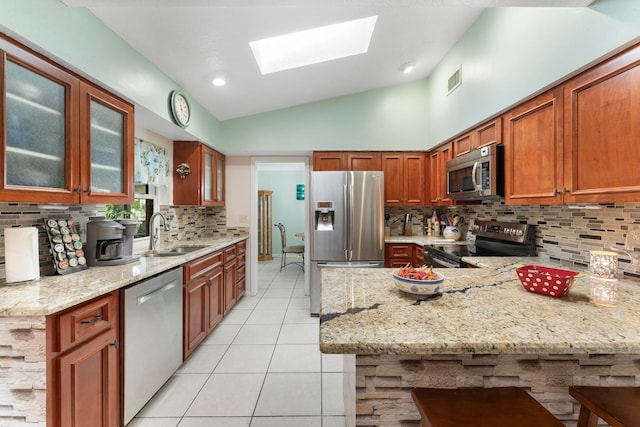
[446,144,504,200]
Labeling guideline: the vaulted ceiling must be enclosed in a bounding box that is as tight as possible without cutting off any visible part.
[62,0,596,121]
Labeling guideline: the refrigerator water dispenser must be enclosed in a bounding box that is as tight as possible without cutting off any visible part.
[314,201,335,231]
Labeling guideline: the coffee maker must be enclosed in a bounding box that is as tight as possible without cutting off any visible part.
[86,217,140,266]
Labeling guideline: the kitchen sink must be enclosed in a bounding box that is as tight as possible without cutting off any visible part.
[143,245,208,257]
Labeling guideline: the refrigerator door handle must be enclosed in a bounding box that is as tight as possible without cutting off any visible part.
[343,181,351,260]
[317,262,383,268]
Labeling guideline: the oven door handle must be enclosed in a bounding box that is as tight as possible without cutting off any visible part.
[425,252,461,269]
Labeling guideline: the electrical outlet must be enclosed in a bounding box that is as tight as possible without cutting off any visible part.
[239,214,248,224]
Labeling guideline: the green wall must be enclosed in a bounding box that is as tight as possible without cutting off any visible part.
[0,0,223,147]
[2,0,640,153]
[258,169,306,254]
[424,0,640,145]
[221,79,431,152]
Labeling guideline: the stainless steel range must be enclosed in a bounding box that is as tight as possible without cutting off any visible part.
[423,221,536,268]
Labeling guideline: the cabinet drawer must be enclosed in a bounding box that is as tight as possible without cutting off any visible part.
[237,241,246,255]
[386,244,414,259]
[54,291,118,352]
[237,264,246,282]
[223,245,237,263]
[183,251,223,283]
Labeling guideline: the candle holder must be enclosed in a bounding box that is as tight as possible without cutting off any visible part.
[589,250,618,279]
[589,277,619,307]
[588,250,619,307]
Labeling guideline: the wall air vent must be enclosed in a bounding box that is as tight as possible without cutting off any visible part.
[447,66,462,95]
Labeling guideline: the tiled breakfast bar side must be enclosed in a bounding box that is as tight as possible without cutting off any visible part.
[354,353,640,426]
[0,316,46,426]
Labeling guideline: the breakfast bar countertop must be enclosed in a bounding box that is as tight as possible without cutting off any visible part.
[319,264,640,355]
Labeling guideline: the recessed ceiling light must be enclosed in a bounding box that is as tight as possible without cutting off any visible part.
[249,15,378,75]
[212,77,226,87]
[401,62,416,74]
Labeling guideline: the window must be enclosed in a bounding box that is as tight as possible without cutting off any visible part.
[105,184,157,238]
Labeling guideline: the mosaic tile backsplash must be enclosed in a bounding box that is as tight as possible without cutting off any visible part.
[0,203,248,280]
[1,201,639,280]
[387,201,640,277]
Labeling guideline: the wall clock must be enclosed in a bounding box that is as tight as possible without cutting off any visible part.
[169,90,191,128]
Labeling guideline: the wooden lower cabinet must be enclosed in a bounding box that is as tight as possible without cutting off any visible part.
[183,275,212,358]
[237,241,247,299]
[183,241,246,359]
[47,291,120,427]
[385,243,425,268]
[224,258,238,314]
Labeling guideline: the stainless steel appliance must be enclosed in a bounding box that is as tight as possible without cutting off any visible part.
[310,171,385,315]
[122,267,183,425]
[86,217,139,266]
[446,144,504,201]
[423,220,536,268]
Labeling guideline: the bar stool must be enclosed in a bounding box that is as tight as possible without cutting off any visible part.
[569,386,640,427]
[411,386,564,427]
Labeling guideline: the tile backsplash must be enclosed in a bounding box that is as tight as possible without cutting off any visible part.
[2,201,639,281]
[387,201,640,277]
[0,203,248,281]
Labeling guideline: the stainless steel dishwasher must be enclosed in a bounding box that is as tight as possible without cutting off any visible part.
[122,267,183,425]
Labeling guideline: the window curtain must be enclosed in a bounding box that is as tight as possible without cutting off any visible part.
[134,138,170,186]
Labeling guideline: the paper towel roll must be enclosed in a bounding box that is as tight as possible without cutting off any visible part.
[5,227,40,283]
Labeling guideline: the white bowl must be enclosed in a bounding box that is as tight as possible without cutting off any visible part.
[392,271,444,296]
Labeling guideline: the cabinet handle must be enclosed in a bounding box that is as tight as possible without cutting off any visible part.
[562,187,569,195]
[74,185,82,194]
[552,188,558,197]
[111,339,120,349]
[80,314,102,325]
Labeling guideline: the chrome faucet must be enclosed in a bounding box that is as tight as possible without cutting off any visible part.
[148,212,170,251]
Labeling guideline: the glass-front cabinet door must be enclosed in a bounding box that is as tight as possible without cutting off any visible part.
[215,152,225,204]
[1,38,134,204]
[1,40,80,203]
[258,190,273,261]
[79,83,134,204]
[201,146,224,206]
[202,146,215,205]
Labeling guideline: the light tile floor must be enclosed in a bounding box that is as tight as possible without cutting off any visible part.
[128,258,346,427]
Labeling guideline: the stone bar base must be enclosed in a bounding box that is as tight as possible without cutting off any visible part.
[0,316,46,427]
[353,353,640,427]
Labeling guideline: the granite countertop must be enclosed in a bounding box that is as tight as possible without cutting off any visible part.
[0,236,247,317]
[319,263,640,355]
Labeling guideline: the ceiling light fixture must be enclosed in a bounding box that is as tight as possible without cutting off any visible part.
[401,62,416,74]
[249,15,378,75]
[212,77,226,87]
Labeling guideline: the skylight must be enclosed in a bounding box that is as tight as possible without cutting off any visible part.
[249,16,378,75]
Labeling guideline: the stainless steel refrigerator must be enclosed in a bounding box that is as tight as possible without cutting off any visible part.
[310,171,385,315]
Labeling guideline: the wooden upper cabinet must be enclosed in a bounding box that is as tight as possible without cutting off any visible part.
[562,44,640,204]
[312,151,347,171]
[173,141,225,206]
[347,152,381,171]
[0,36,134,204]
[312,151,381,171]
[382,152,426,206]
[428,143,453,206]
[504,88,564,205]
[79,82,135,204]
[453,118,502,157]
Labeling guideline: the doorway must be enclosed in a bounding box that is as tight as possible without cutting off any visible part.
[250,157,310,299]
